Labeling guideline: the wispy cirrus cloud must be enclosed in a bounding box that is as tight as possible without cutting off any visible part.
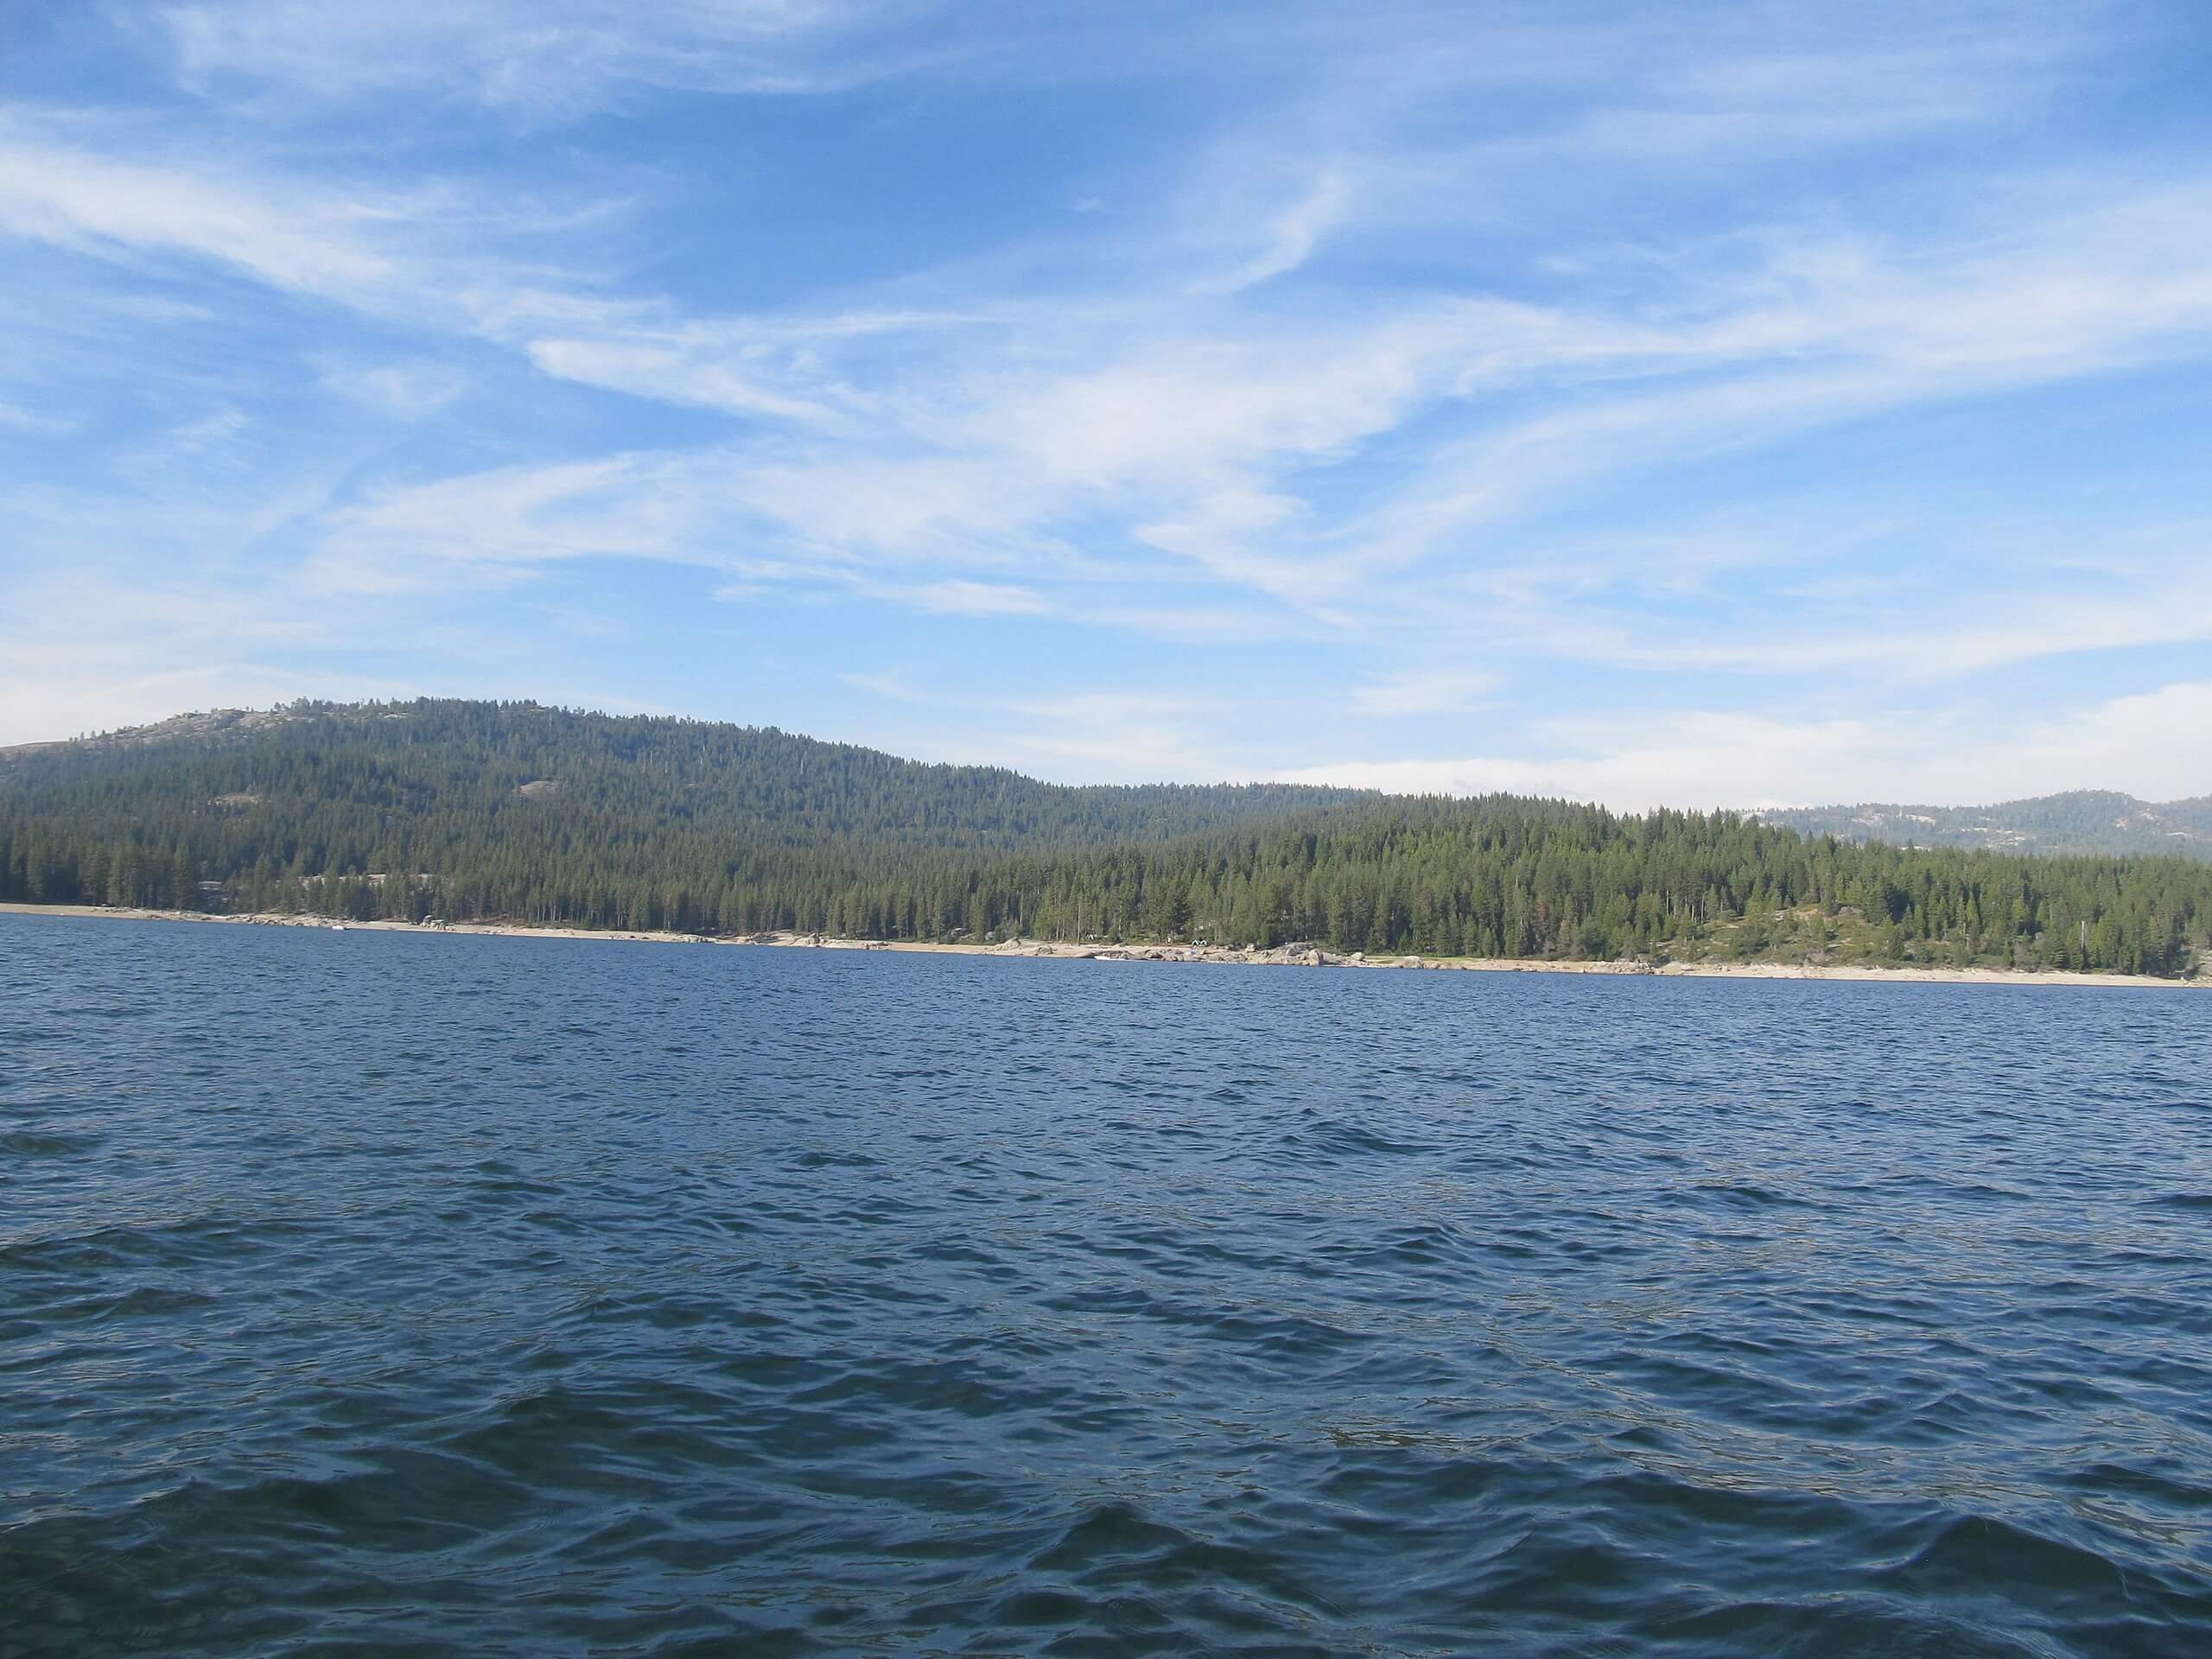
[0,399,79,435]
[240,176,2212,661]
[1196,170,1351,295]
[0,126,406,304]
[1352,670,1497,716]
[148,0,925,118]
[2,1,2209,803]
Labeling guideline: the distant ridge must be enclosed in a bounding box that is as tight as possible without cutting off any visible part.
[1752,791,2212,861]
[0,698,1374,854]
[9,703,2207,862]
[4,699,2209,975]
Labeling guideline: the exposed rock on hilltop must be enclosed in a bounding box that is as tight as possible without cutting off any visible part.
[0,702,413,760]
[3,707,296,757]
[1754,790,2212,861]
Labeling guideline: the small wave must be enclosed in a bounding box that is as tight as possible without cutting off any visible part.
[0,1128,104,1156]
[1875,1510,2153,1610]
[1686,1179,1817,1208]
[1282,1112,1433,1157]
[7,921,2212,1655]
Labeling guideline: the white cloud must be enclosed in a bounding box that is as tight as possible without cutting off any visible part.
[0,399,78,435]
[1198,169,1351,294]
[1332,187,2212,584]
[524,334,847,425]
[1351,669,1497,715]
[149,0,906,118]
[1274,682,2212,812]
[16,48,2212,664]
[317,359,469,416]
[0,569,405,746]
[836,668,926,703]
[895,579,1054,616]
[161,405,251,454]
[480,178,2212,640]
[0,128,404,306]
[6,0,2210,810]
[1000,691,1227,777]
[300,454,704,592]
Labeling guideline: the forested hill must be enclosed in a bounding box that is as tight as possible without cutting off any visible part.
[0,699,1370,854]
[3,699,2210,977]
[1754,791,2212,860]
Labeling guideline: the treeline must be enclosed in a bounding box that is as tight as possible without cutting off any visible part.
[3,700,2209,977]
[0,699,1366,855]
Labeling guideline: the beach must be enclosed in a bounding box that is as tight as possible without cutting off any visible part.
[3,902,2198,988]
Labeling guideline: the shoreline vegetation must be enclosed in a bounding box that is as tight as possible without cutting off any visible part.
[4,903,2199,989]
[5,701,2209,982]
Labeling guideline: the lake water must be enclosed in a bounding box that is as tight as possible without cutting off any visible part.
[3,916,2209,1656]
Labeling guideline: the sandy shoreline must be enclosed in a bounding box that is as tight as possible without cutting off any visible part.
[3,901,2201,989]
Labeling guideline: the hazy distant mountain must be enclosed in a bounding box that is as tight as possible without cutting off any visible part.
[1753,791,2212,860]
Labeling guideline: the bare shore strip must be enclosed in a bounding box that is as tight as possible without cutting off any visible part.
[3,902,2200,989]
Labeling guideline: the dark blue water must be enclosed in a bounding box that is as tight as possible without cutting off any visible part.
[3,918,2209,1656]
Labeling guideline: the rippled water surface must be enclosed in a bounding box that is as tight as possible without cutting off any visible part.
[3,917,2210,1656]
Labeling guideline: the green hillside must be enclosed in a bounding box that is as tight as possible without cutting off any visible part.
[3,700,2209,977]
[0,699,1367,855]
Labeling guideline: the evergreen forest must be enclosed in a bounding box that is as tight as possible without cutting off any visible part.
[3,699,2208,977]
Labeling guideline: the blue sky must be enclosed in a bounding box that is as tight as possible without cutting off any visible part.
[4,1,2211,807]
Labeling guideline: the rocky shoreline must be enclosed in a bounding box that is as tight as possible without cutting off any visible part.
[3,903,2202,988]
